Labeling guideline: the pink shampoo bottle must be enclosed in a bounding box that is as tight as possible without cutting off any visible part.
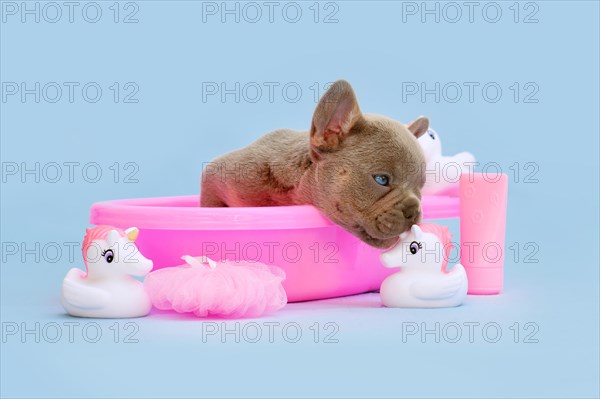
[459,172,508,294]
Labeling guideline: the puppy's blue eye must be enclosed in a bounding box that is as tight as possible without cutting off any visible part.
[373,175,389,186]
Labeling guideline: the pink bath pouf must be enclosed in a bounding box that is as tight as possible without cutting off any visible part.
[144,256,287,318]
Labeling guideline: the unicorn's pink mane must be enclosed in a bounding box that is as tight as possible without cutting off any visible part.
[418,223,453,272]
[82,225,125,271]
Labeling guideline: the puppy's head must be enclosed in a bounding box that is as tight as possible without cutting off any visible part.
[309,80,428,249]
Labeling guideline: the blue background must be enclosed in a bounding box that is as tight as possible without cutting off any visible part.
[1,1,599,398]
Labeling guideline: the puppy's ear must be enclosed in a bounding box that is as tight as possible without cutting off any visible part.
[407,116,430,138]
[310,80,362,155]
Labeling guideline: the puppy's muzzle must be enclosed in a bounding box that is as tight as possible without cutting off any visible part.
[373,194,422,237]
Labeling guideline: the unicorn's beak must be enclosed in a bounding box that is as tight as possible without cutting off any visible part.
[380,252,392,267]
[125,227,139,242]
[380,251,398,268]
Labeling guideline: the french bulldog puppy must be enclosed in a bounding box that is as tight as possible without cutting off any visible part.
[201,80,429,248]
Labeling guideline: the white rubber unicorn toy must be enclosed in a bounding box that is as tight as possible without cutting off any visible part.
[379,224,468,308]
[418,128,476,196]
[61,225,153,318]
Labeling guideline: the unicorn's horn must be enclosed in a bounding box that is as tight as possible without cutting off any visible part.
[125,227,139,242]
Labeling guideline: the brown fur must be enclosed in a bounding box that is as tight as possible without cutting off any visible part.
[201,80,429,248]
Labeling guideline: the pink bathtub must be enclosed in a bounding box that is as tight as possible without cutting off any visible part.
[89,194,462,302]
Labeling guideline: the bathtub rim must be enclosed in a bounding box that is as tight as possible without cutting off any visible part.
[89,194,460,231]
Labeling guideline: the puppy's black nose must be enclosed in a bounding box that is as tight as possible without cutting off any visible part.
[403,207,417,221]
